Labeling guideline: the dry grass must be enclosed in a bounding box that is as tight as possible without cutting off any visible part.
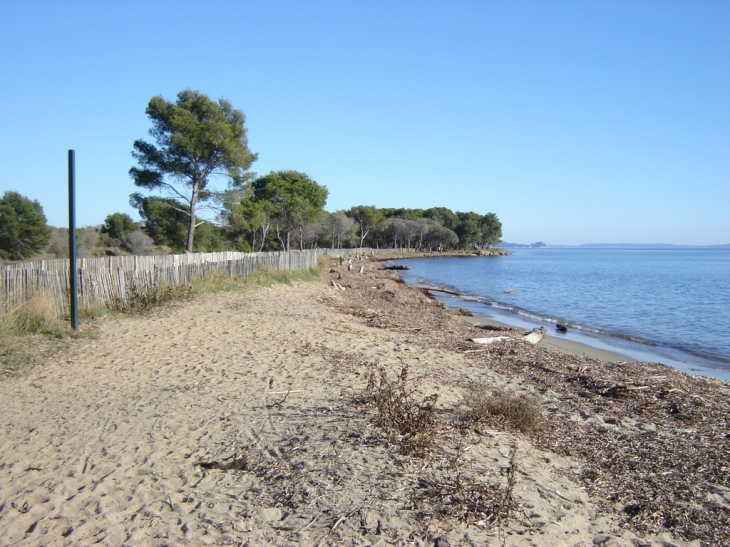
[0,295,77,377]
[461,383,544,434]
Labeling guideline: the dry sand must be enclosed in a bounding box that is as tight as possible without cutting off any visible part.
[1,257,727,546]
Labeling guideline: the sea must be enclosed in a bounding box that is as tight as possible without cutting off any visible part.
[392,247,730,382]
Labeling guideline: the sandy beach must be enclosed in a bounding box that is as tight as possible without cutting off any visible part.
[1,257,727,546]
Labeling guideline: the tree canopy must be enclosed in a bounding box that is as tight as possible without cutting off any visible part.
[480,212,503,247]
[248,171,328,250]
[100,212,139,240]
[346,205,386,248]
[129,89,257,253]
[130,193,226,252]
[0,191,52,260]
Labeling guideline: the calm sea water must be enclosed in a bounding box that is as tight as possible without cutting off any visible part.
[394,248,730,381]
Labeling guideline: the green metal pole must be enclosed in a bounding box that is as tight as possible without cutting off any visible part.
[68,150,78,329]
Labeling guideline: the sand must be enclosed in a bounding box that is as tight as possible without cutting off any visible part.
[1,257,726,546]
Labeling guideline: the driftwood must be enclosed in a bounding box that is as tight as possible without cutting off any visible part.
[472,323,503,331]
[413,285,463,296]
[469,327,546,346]
[468,336,509,345]
[198,456,248,471]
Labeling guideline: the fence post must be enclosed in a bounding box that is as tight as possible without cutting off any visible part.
[68,150,78,329]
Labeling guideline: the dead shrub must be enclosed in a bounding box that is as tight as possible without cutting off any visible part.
[112,284,192,314]
[356,363,438,456]
[413,444,518,528]
[197,444,305,507]
[462,383,543,433]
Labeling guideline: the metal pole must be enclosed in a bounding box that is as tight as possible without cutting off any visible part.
[68,150,78,329]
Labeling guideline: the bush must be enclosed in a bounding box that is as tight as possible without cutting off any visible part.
[112,284,192,314]
[119,230,156,254]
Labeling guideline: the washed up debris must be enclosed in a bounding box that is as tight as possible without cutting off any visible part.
[523,327,546,344]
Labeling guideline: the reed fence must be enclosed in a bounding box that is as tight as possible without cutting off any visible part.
[1,248,392,318]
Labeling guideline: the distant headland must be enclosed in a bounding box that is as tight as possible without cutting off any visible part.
[498,241,547,248]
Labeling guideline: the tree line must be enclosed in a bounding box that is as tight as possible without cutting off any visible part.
[0,90,502,261]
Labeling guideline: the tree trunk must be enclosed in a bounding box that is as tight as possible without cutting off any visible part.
[275,224,286,250]
[259,220,270,251]
[186,186,199,253]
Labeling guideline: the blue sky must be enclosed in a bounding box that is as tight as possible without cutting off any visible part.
[1,0,728,246]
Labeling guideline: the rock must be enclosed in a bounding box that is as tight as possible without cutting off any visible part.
[593,535,611,545]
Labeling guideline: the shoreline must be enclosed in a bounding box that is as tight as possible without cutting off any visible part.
[427,288,730,382]
[390,261,730,382]
[458,314,636,363]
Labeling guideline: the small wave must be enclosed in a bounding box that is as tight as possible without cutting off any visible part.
[463,295,665,348]
[407,277,730,368]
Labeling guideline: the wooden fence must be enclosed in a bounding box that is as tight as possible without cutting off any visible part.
[1,248,392,318]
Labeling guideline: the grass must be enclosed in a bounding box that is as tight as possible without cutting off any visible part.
[0,295,82,377]
[113,262,325,313]
[190,260,325,295]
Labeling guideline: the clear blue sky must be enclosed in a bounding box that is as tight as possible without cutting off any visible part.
[1,0,728,246]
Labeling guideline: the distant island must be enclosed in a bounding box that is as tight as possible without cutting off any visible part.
[575,243,730,249]
[499,242,730,249]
